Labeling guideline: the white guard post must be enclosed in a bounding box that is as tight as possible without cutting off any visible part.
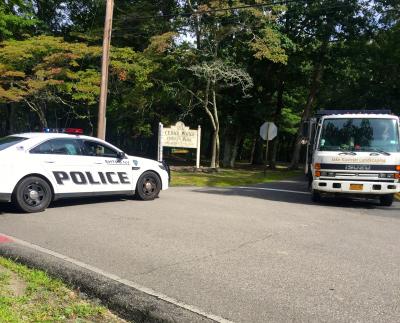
[196,125,201,168]
[159,121,201,168]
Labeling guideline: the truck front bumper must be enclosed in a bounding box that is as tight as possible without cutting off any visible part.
[313,179,400,195]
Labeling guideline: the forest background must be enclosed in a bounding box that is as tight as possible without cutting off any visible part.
[0,0,399,169]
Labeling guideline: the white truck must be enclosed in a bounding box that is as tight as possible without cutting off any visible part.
[304,110,400,206]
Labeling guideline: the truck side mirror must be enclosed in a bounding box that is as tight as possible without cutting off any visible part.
[301,121,310,138]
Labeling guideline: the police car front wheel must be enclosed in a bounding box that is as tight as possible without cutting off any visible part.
[14,176,52,213]
[135,172,161,201]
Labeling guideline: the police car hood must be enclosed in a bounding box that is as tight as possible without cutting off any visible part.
[126,155,161,168]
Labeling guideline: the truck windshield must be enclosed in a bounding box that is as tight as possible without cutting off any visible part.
[0,136,27,151]
[318,118,400,153]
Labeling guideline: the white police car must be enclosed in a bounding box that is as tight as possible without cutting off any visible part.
[0,129,170,213]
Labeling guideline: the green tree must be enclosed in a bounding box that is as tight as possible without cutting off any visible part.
[0,1,38,41]
[285,0,375,169]
[0,35,157,131]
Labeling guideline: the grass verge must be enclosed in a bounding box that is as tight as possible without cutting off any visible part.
[171,167,301,187]
[0,257,125,322]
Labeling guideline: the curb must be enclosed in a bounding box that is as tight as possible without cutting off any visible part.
[0,240,215,323]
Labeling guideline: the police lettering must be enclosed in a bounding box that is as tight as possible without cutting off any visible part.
[70,172,87,185]
[53,171,130,185]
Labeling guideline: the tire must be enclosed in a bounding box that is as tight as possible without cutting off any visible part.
[379,194,394,207]
[311,189,322,203]
[14,176,52,213]
[135,172,161,201]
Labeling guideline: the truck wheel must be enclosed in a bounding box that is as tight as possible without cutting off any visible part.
[379,194,394,207]
[14,176,52,213]
[135,172,161,201]
[311,190,322,203]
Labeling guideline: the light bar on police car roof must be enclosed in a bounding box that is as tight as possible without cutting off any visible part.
[64,128,83,134]
[43,128,83,134]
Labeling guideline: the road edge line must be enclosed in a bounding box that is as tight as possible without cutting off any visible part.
[0,233,233,323]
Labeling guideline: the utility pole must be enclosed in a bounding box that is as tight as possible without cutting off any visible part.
[97,0,114,140]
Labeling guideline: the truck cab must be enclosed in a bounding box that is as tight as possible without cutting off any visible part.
[305,110,400,206]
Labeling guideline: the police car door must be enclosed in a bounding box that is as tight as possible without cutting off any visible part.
[80,139,133,194]
[29,138,94,195]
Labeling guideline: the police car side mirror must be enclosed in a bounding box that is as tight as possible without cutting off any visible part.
[117,151,126,159]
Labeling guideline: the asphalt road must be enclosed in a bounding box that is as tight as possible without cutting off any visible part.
[1,179,400,322]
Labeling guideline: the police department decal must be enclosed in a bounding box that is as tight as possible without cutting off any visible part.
[105,159,130,165]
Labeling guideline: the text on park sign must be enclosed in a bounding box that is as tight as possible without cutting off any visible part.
[162,122,198,148]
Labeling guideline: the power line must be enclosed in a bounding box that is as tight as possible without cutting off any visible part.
[114,1,372,32]
[114,0,309,21]
[114,0,376,26]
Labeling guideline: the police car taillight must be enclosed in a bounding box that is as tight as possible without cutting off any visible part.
[43,128,83,134]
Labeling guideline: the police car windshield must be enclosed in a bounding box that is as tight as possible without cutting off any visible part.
[318,118,400,153]
[0,136,27,151]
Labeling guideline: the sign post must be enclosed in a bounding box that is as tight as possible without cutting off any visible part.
[260,122,278,175]
[158,122,201,168]
[196,125,201,168]
[158,122,163,162]
[264,123,270,176]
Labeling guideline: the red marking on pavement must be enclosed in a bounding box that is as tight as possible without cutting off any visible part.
[0,235,12,243]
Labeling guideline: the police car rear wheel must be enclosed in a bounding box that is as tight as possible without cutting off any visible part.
[136,172,161,201]
[14,177,52,213]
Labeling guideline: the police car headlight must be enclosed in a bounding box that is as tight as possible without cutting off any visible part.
[159,163,166,171]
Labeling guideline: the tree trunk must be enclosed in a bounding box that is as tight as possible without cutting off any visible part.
[270,78,285,169]
[229,133,241,168]
[249,137,257,164]
[215,132,220,168]
[210,130,217,168]
[252,138,264,165]
[37,108,48,128]
[211,82,220,169]
[6,103,16,135]
[222,132,233,167]
[289,59,324,170]
[188,0,201,49]
[201,78,218,169]
[25,100,48,129]
[270,137,279,169]
[237,138,244,161]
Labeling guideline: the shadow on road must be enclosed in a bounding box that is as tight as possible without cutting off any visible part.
[0,196,132,215]
[1,180,399,215]
[191,180,400,212]
[0,202,15,214]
